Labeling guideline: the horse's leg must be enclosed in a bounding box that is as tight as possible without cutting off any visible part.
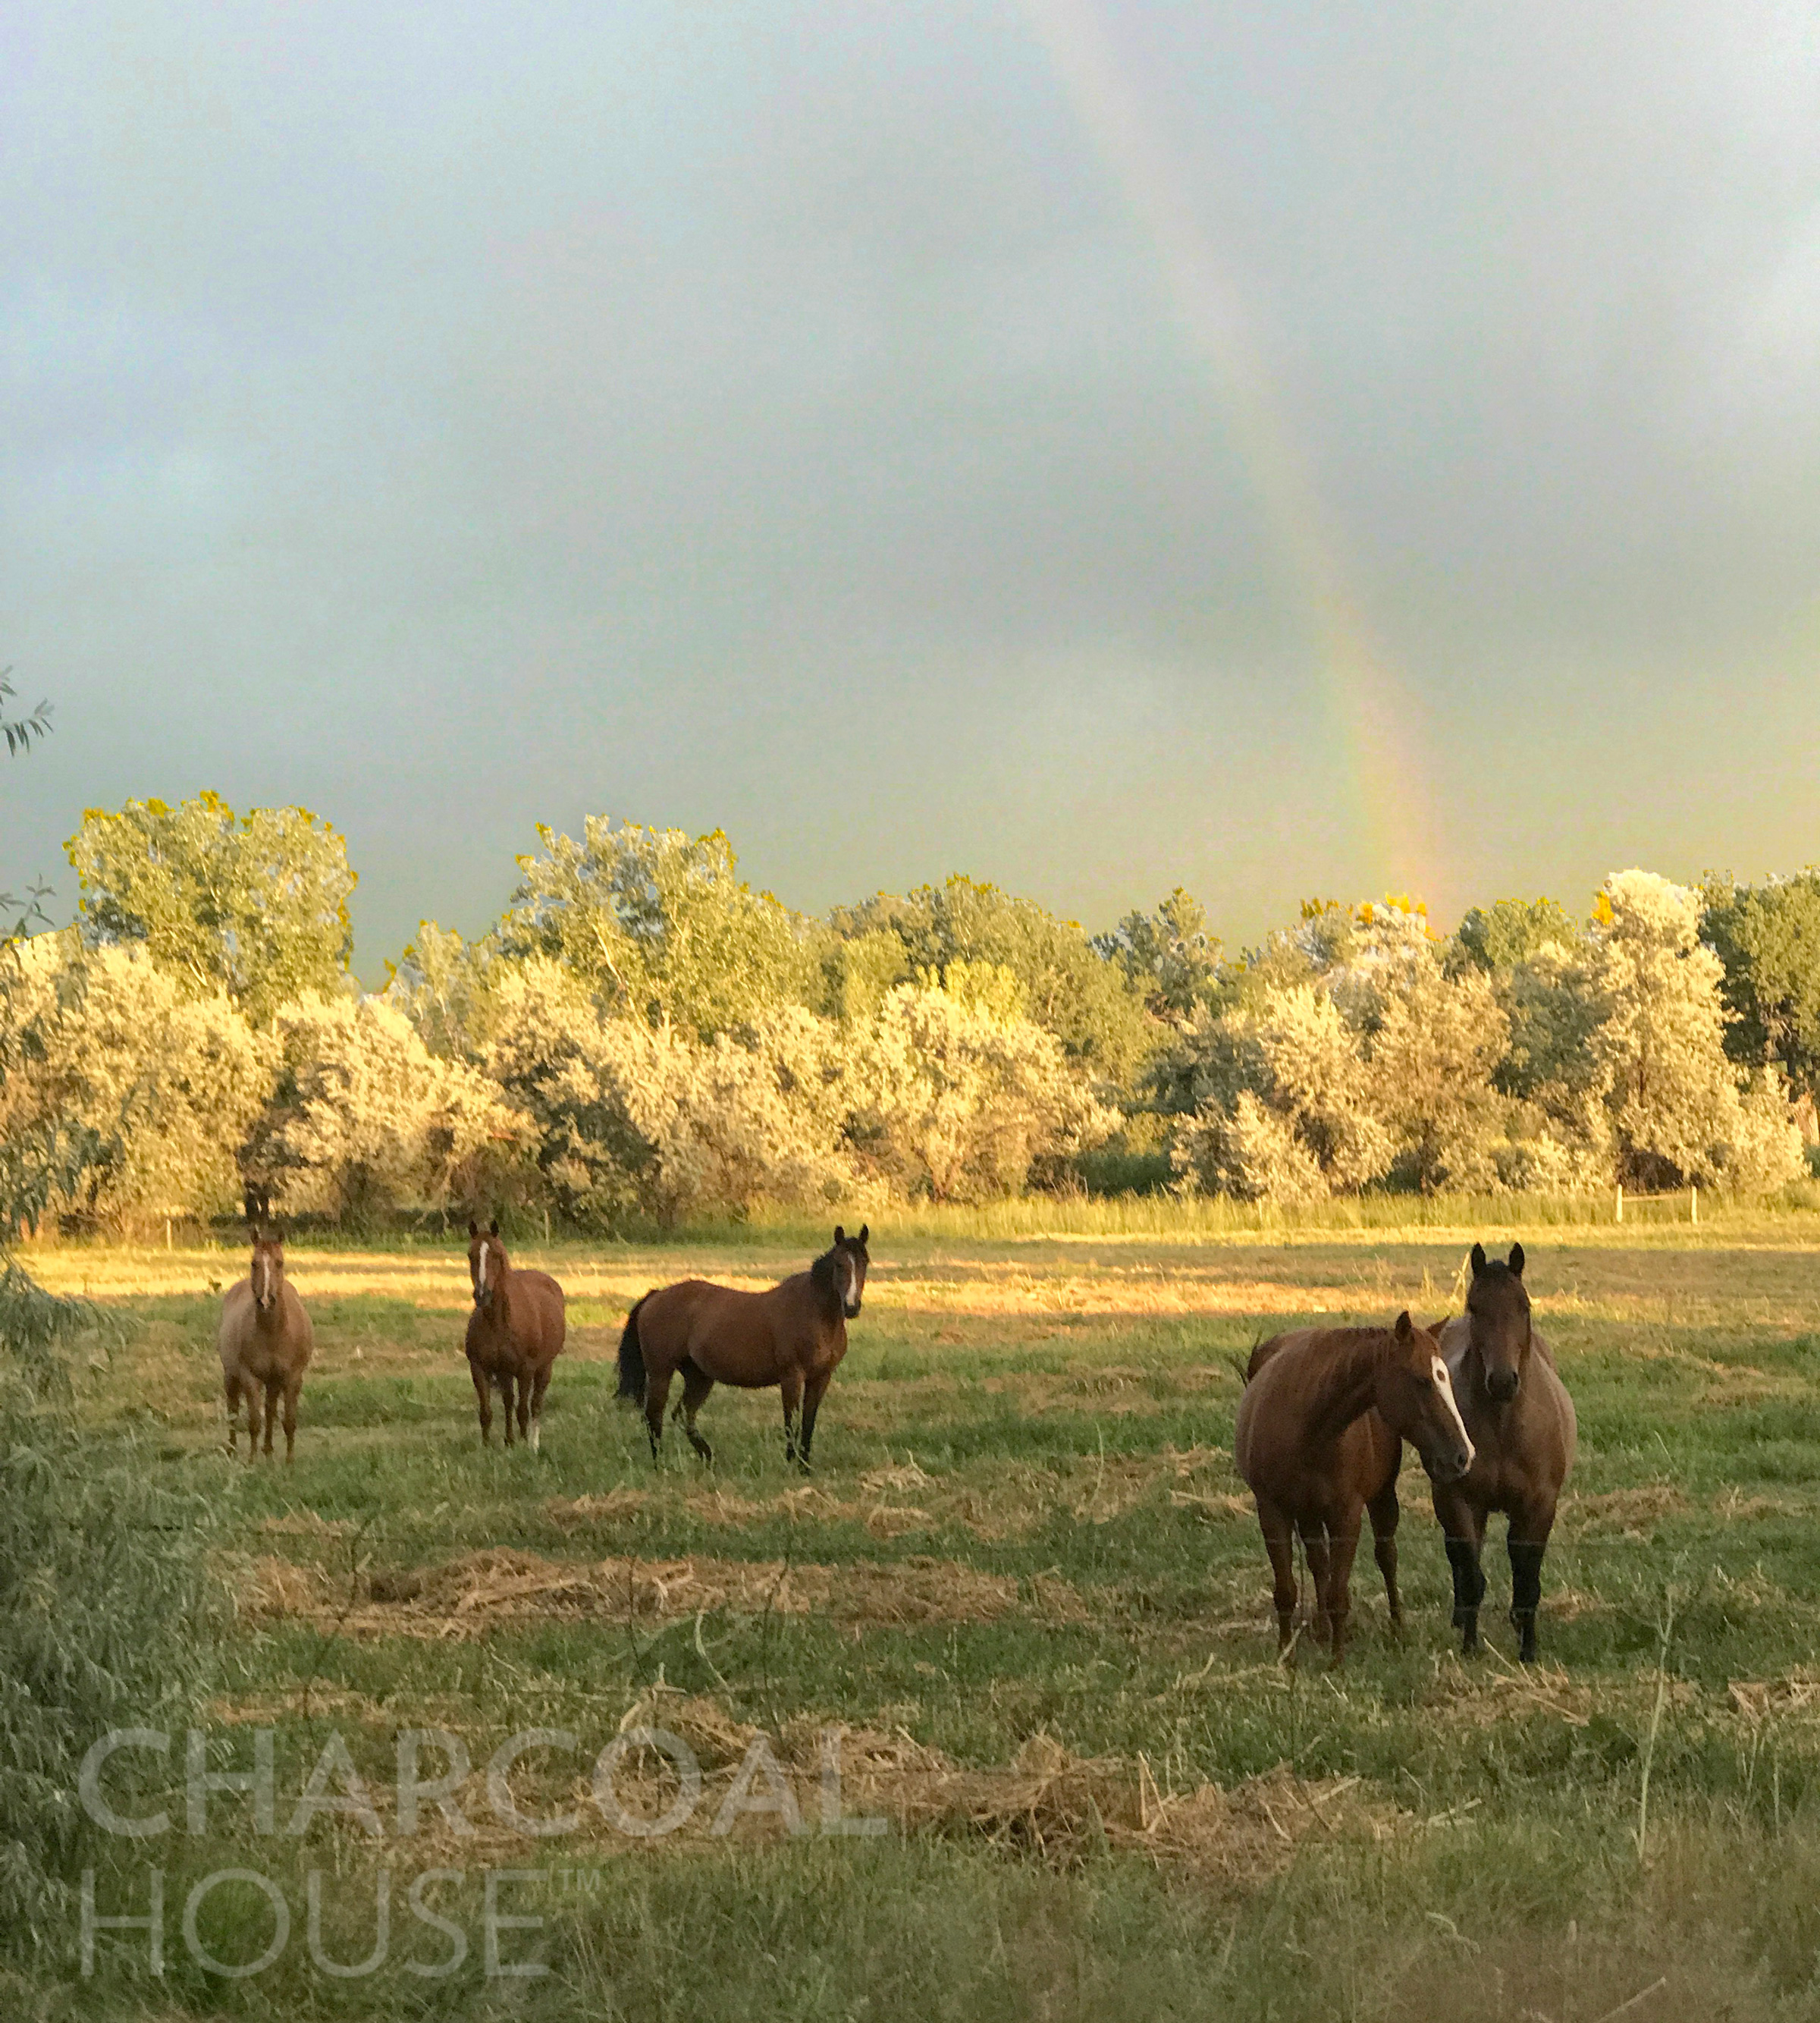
[224,1371,241,1457]
[798,1366,833,1472]
[644,1362,674,1462]
[1257,1498,1299,1654]
[529,1367,551,1454]
[780,1366,805,1471]
[469,1358,494,1447]
[499,1369,518,1447]
[1323,1509,1366,1663]
[1433,1484,1488,1654]
[1508,1494,1558,1664]
[513,1365,532,1446]
[1367,1481,1403,1631]
[678,1362,714,1465]
[243,1379,265,1462]
[262,1378,281,1458]
[281,1374,300,1465]
[1297,1519,1332,1653]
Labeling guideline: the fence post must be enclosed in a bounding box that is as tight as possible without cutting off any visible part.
[1615,1184,1624,1224]
[1690,1184,1698,1226]
[165,1217,172,1252]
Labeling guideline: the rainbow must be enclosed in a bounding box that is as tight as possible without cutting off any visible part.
[1016,0,1451,911]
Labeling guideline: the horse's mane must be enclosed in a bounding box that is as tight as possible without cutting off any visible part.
[809,1246,839,1296]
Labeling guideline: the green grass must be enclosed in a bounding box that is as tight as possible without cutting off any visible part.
[27,1217,1820,2018]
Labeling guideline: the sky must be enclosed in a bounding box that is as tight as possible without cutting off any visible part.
[4,1,1820,979]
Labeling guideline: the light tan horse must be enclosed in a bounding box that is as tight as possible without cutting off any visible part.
[218,1201,313,1463]
[1235,1313,1475,1660]
[616,1226,869,1470]
[465,1218,566,1450]
[1432,1242,1577,1662]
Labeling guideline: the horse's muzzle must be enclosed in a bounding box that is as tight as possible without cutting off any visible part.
[1428,1444,1474,1485]
[844,1299,862,1318]
[1486,1368,1520,1404]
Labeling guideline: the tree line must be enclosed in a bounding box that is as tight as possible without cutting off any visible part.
[3,791,1818,1231]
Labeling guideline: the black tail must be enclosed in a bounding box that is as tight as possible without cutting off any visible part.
[617,1294,652,1405]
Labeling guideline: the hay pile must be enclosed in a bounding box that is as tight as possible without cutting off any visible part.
[244,1546,1082,1638]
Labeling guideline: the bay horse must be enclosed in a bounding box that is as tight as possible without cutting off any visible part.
[1432,1242,1577,1662]
[466,1219,566,1450]
[1235,1312,1474,1660]
[616,1225,869,1471]
[218,1195,313,1463]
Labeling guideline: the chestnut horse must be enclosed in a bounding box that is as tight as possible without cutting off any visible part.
[1235,1312,1475,1659]
[466,1219,566,1450]
[616,1225,869,1470]
[218,1197,313,1463]
[1432,1242,1576,1662]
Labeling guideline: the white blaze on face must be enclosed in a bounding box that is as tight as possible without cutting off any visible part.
[1432,1355,1475,1467]
[475,1240,489,1300]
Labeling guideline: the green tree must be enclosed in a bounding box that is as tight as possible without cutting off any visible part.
[832,875,1152,1083]
[1094,887,1224,1022]
[66,790,356,1022]
[502,818,815,1040]
[1454,895,1576,973]
[1702,870,1820,1104]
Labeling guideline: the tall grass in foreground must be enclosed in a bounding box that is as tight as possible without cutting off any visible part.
[0,1264,221,1955]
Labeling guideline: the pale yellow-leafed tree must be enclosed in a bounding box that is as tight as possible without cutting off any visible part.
[0,936,274,1230]
[481,960,854,1224]
[849,969,1116,1202]
[250,994,526,1223]
[1174,982,1395,1202]
[1366,941,1510,1192]
[1592,869,1802,1191]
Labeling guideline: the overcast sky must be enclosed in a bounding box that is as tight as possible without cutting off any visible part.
[5,1,1819,977]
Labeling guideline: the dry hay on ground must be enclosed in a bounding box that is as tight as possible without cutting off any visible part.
[485,1685,1412,1877]
[1558,1485,1691,1538]
[243,1546,1087,1638]
[544,1445,1247,1543]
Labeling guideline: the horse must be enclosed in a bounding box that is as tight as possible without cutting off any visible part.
[1432,1242,1577,1662]
[1235,1311,1476,1660]
[465,1218,566,1451]
[616,1225,869,1471]
[218,1196,313,1463]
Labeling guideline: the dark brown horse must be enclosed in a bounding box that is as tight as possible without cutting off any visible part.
[465,1219,566,1450]
[218,1196,313,1463]
[1235,1312,1475,1659]
[616,1225,869,1470]
[1432,1242,1577,1662]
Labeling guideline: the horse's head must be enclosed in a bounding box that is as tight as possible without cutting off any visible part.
[1376,1311,1475,1484]
[1466,1241,1531,1405]
[831,1224,869,1318]
[249,1227,287,1315]
[469,1217,504,1312]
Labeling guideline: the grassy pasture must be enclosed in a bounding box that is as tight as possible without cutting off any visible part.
[27,1214,1820,2021]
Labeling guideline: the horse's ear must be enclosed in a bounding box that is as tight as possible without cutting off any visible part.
[468,1220,479,1237]
[857,1224,868,1246]
[488,1218,500,1236]
[1470,1242,1487,1277]
[1395,1309,1413,1341]
[833,1225,846,1246]
[1508,1242,1525,1277]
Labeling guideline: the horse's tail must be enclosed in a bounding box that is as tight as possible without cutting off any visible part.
[1234,1330,1279,1387]
[616,1294,653,1406]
